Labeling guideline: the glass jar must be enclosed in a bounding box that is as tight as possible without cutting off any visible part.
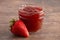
[18,4,44,32]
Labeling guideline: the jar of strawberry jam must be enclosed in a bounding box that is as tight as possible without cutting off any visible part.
[18,5,44,32]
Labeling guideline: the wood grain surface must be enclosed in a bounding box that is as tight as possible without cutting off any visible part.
[0,0,60,40]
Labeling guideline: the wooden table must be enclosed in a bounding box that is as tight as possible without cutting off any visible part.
[0,0,60,40]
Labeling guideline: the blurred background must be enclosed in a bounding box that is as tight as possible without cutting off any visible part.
[0,0,60,40]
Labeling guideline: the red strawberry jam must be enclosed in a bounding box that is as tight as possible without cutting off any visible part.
[18,6,44,32]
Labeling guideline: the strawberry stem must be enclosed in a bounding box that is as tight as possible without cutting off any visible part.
[9,19,16,28]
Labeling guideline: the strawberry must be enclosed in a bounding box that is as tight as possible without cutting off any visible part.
[10,19,29,37]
